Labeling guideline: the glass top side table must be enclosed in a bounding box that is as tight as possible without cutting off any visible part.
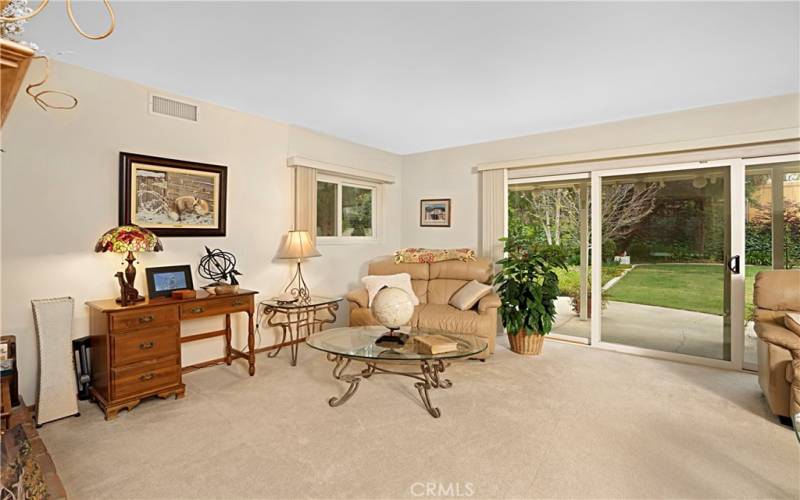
[257,296,342,366]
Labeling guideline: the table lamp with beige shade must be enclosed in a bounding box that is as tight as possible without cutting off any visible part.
[277,230,321,304]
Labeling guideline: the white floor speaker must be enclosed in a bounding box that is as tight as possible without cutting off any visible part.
[32,297,79,426]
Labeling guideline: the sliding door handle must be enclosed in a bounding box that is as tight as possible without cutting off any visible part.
[727,255,741,275]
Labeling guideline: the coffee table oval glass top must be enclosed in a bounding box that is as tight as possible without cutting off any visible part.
[306,326,487,418]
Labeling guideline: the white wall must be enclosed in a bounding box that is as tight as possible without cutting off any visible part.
[401,94,800,250]
[1,62,402,402]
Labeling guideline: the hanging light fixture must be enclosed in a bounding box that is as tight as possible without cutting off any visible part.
[692,176,708,189]
[0,0,116,112]
[0,0,115,39]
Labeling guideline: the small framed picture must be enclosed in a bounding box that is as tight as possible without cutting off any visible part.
[145,265,194,298]
[420,199,451,227]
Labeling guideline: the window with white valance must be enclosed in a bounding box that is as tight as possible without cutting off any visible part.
[288,156,395,243]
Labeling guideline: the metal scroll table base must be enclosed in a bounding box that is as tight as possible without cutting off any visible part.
[258,301,339,366]
[325,354,453,418]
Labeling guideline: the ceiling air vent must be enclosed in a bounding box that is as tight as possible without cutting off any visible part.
[150,94,198,122]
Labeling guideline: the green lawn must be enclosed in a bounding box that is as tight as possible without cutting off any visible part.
[605,264,768,316]
[555,265,630,296]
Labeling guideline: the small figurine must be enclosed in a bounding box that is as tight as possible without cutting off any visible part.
[115,271,140,306]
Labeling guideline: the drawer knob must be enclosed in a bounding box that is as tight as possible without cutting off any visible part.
[233,300,244,306]
[139,341,155,350]
[140,373,155,382]
[139,315,154,324]
[191,306,205,314]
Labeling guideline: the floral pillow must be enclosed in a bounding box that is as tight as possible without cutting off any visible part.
[393,248,476,264]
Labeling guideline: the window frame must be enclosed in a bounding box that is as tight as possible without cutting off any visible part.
[316,174,380,244]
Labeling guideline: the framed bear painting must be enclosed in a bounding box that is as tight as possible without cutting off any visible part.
[119,152,228,237]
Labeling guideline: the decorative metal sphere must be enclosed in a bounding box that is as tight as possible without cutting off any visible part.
[371,287,414,330]
[198,246,240,284]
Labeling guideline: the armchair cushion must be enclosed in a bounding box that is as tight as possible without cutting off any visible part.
[785,312,800,336]
[756,320,800,353]
[754,270,800,311]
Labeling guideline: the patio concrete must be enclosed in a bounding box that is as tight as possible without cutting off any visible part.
[551,297,758,364]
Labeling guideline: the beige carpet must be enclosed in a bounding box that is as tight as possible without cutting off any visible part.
[39,339,798,499]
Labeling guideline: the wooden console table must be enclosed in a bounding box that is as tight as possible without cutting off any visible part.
[86,289,257,420]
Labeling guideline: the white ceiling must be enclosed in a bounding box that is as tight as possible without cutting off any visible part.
[24,1,800,154]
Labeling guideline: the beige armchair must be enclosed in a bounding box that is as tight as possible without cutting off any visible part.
[346,256,499,359]
[753,270,800,424]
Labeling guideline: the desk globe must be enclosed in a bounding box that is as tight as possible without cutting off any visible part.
[370,287,414,346]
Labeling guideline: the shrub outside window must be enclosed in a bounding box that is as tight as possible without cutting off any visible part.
[316,176,377,240]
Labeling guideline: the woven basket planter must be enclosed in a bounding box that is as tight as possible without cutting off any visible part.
[507,331,545,355]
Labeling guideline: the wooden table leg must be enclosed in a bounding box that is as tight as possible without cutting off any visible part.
[224,313,232,365]
[247,310,256,376]
[1,378,11,431]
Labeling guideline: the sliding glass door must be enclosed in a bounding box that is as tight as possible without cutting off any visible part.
[508,153,797,371]
[592,166,737,363]
[508,175,591,342]
[743,158,800,369]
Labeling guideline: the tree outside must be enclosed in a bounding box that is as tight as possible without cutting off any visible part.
[509,167,800,318]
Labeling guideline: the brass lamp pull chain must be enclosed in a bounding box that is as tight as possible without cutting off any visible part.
[1,0,115,40]
[25,56,78,111]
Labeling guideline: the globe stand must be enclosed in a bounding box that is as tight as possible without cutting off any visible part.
[376,329,408,348]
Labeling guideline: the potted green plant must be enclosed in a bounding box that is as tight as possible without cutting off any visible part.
[494,229,567,355]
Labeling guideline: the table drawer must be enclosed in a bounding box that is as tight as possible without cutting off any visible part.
[110,306,178,332]
[112,356,180,401]
[111,324,179,367]
[180,295,251,319]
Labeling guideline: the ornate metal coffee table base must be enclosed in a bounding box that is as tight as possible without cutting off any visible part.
[326,354,452,418]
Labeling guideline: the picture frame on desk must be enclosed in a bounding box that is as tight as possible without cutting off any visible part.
[145,265,194,298]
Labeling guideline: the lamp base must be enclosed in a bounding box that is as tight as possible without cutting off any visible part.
[115,251,144,307]
[283,261,311,304]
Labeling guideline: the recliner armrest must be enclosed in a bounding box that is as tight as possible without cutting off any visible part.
[756,321,800,353]
[346,288,369,309]
[478,292,501,314]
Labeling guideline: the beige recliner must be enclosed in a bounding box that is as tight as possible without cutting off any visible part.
[753,270,800,423]
[346,256,500,358]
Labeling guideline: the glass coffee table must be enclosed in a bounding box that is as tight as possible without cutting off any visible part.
[306,326,487,418]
